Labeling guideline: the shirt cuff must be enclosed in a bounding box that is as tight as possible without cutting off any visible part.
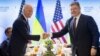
[92,46,96,49]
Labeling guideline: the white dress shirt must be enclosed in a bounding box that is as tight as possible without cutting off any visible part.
[73,14,81,28]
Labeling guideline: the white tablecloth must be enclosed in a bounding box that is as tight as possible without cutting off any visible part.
[25,43,72,56]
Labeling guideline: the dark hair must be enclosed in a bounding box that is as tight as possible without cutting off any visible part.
[70,1,80,8]
[5,27,12,34]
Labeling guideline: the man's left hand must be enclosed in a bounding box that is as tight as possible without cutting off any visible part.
[90,47,97,56]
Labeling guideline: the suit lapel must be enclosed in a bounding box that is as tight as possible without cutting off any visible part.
[21,14,30,33]
[69,17,75,36]
[69,17,73,30]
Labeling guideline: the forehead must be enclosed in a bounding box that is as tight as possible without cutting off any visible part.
[24,5,33,10]
[71,5,79,8]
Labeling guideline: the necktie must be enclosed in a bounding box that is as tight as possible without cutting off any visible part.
[73,18,77,32]
[26,20,30,33]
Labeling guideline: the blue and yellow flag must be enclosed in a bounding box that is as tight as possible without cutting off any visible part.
[32,0,47,35]
[32,0,47,45]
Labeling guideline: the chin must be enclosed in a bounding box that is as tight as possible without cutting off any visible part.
[72,15,77,17]
[72,15,75,17]
[28,16,31,18]
[71,14,75,16]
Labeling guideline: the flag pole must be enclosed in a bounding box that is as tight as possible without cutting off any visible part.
[18,0,25,16]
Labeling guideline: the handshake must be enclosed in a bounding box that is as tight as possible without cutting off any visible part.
[42,33,51,39]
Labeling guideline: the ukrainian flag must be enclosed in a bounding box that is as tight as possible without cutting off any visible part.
[32,0,47,45]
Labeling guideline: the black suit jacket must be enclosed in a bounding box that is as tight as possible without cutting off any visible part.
[0,48,8,56]
[52,14,99,56]
[8,14,40,56]
[0,38,9,55]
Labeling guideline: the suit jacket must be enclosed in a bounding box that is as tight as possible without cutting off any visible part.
[8,14,40,56]
[52,14,99,56]
[0,48,8,56]
[0,38,9,55]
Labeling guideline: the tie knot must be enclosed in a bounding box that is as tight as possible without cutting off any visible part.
[74,17,77,20]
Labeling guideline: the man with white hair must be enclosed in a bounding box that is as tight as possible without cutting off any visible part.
[8,4,48,56]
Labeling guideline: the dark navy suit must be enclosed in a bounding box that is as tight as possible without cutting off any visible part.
[8,14,40,56]
[52,14,99,56]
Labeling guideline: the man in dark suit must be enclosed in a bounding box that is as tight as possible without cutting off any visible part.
[44,2,99,56]
[0,27,12,56]
[96,33,100,56]
[8,4,48,56]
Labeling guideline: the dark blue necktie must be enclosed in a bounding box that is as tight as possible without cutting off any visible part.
[73,18,77,33]
[26,21,30,33]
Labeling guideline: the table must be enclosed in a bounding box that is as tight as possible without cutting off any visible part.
[25,43,72,56]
